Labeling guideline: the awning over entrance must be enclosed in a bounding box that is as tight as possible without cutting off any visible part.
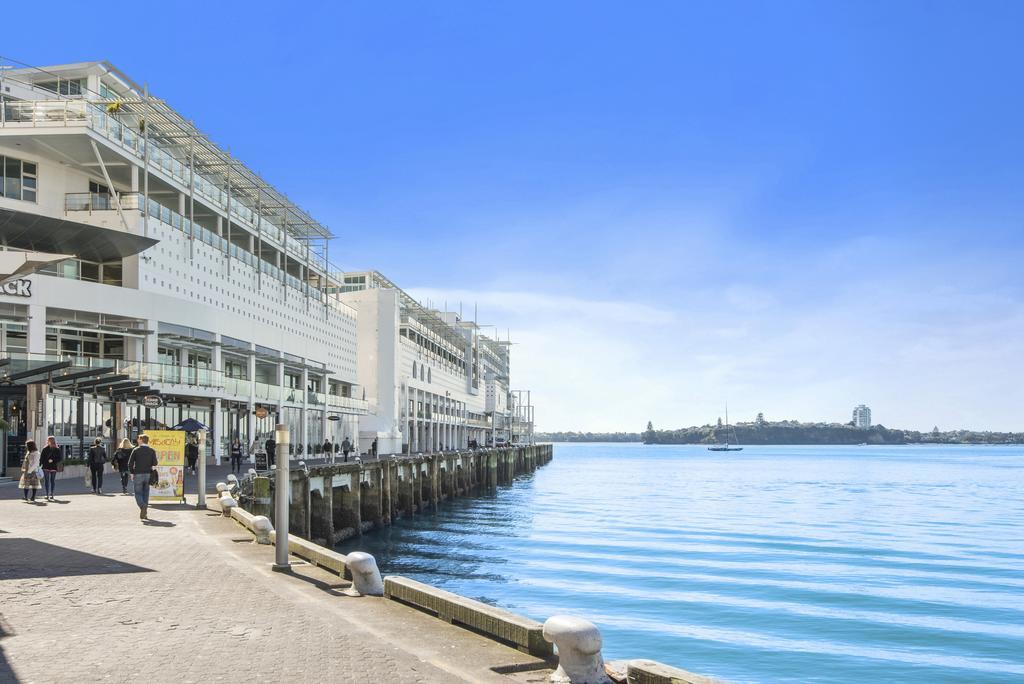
[0,208,158,262]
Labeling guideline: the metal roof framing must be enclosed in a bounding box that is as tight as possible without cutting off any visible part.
[0,57,332,242]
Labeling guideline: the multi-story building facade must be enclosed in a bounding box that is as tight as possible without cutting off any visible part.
[852,404,872,429]
[0,60,367,476]
[337,271,520,454]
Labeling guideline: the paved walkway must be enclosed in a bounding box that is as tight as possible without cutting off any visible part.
[0,483,551,683]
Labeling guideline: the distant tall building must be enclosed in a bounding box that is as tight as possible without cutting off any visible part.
[852,404,872,428]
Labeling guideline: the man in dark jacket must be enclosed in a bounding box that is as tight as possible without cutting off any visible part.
[127,434,159,520]
[87,438,107,494]
[265,437,276,467]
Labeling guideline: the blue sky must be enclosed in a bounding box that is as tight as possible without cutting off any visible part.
[7,1,1023,431]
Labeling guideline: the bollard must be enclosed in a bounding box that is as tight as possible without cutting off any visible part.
[543,616,611,684]
[251,515,274,544]
[344,551,384,596]
[215,481,227,493]
[220,494,237,517]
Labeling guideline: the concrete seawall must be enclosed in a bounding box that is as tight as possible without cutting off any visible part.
[241,444,553,547]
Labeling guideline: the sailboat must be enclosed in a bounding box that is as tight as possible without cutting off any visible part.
[707,404,744,451]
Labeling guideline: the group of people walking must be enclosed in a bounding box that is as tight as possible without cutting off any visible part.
[18,433,163,521]
[17,436,64,502]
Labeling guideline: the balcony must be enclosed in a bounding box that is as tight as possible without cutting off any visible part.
[327,394,369,415]
[1,100,312,261]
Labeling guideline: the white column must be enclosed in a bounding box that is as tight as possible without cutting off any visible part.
[212,335,223,465]
[144,320,159,364]
[247,345,256,460]
[300,366,309,461]
[176,347,186,385]
[130,164,139,192]
[27,304,46,355]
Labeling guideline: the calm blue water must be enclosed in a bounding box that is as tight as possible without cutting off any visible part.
[337,443,1024,683]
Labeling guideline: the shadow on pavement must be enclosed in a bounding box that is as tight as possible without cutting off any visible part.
[140,520,175,528]
[0,538,153,580]
[0,612,17,683]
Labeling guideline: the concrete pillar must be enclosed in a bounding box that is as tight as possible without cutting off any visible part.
[212,397,223,466]
[26,383,48,447]
[212,334,223,465]
[130,164,140,192]
[251,476,272,519]
[300,366,309,460]
[26,304,46,356]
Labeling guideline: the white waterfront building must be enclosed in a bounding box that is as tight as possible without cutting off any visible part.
[337,271,533,455]
[0,60,368,476]
[852,404,872,429]
[0,59,534,480]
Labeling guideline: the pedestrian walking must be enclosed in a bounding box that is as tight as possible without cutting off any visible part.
[112,438,133,494]
[185,436,199,475]
[39,436,62,501]
[18,440,41,503]
[127,434,159,521]
[322,438,332,461]
[371,437,378,458]
[230,437,244,474]
[87,437,107,494]
[265,437,276,467]
[341,437,352,462]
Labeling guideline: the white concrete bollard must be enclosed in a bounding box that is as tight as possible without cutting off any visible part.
[543,616,611,684]
[251,515,274,544]
[226,474,238,483]
[248,468,257,476]
[220,494,237,517]
[215,481,227,493]
[344,551,384,596]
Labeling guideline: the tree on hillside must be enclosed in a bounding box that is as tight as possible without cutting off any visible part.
[643,421,656,444]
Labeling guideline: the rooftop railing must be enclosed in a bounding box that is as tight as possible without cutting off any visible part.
[2,99,319,267]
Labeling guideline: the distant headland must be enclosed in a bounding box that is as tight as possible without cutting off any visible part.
[539,420,1024,445]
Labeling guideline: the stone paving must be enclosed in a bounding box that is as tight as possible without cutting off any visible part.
[0,479,551,683]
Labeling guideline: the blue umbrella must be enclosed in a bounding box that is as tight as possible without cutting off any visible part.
[172,418,210,432]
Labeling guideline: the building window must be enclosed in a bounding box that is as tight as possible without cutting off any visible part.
[2,156,36,202]
[37,79,83,96]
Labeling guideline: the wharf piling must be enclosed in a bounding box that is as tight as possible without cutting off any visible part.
[242,445,552,547]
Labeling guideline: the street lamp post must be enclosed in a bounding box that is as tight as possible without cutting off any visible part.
[272,423,291,572]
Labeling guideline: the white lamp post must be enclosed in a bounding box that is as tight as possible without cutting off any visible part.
[272,422,290,572]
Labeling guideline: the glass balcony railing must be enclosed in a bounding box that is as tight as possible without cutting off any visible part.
[327,394,369,414]
[1,100,294,247]
[222,376,250,397]
[254,381,280,402]
[120,361,222,388]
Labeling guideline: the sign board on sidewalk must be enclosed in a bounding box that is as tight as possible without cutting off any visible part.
[147,430,186,501]
[254,450,268,471]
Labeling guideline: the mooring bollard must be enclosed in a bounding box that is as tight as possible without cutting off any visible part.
[215,481,227,493]
[251,515,273,544]
[543,616,611,684]
[344,551,384,596]
[220,493,237,517]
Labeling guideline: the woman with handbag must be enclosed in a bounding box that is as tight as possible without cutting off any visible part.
[39,436,62,501]
[19,440,42,503]
[112,438,134,495]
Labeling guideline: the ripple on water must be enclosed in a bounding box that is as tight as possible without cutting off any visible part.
[338,444,1024,684]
